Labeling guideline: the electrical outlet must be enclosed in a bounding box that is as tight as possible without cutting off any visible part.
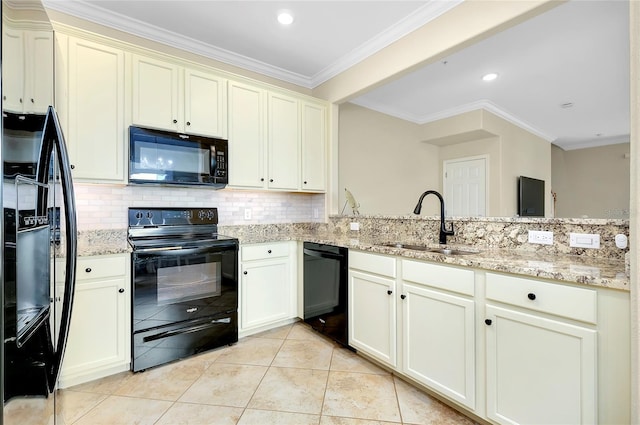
[569,233,600,249]
[528,230,553,245]
[244,208,252,220]
[350,222,360,231]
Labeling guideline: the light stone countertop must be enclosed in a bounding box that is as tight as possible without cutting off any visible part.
[76,227,630,292]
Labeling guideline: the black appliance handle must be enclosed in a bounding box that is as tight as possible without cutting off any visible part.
[44,106,78,392]
[303,248,345,261]
[135,241,238,256]
[142,317,233,343]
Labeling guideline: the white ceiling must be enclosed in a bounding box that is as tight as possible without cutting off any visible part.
[42,0,630,150]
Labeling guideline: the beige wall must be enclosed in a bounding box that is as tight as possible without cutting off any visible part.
[340,105,552,218]
[552,143,631,218]
[338,103,438,215]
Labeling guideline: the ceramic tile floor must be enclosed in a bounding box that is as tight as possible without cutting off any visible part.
[10,322,477,425]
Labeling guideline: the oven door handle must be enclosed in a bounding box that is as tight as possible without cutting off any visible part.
[142,317,233,343]
[136,242,237,256]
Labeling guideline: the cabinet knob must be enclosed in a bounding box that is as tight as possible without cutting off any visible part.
[186,121,191,126]
[260,178,265,182]
[267,250,272,254]
[19,98,23,103]
[387,290,392,295]
[173,119,178,124]
[270,179,274,183]
[303,181,307,185]
[85,267,92,273]
[70,164,75,169]
[400,294,406,299]
[485,319,492,326]
[118,288,125,293]
[243,271,248,275]
[527,293,537,301]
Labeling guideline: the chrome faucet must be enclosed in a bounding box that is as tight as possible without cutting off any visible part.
[413,190,454,244]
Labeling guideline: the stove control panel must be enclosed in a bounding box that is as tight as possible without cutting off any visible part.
[128,208,218,227]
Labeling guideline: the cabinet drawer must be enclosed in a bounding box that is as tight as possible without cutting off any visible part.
[349,251,396,278]
[486,273,597,324]
[402,259,474,296]
[241,242,290,261]
[57,255,127,282]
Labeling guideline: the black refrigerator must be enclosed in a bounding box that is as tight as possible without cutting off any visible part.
[1,2,78,424]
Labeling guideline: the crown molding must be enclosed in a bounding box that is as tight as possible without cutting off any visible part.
[42,0,462,89]
[310,0,463,87]
[557,135,630,151]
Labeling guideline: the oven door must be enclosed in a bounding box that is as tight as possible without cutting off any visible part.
[131,240,238,334]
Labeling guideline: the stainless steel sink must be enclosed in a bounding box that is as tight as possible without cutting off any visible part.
[380,243,478,255]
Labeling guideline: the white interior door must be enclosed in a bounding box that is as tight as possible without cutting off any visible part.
[444,156,487,217]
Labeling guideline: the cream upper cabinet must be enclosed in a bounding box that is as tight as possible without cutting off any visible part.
[228,83,327,193]
[300,101,327,192]
[267,92,299,190]
[55,34,126,182]
[228,80,266,189]
[2,26,53,114]
[132,54,227,138]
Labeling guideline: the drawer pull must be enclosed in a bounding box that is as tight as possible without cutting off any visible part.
[387,290,392,295]
[527,293,537,301]
[85,267,92,273]
[485,319,492,326]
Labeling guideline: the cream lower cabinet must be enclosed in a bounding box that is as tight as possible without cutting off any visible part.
[484,272,597,425]
[348,251,397,368]
[59,254,130,388]
[400,260,476,410]
[240,242,297,334]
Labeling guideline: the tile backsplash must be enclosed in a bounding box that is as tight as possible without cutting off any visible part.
[74,184,325,230]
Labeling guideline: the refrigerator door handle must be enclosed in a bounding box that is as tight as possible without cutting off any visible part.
[45,106,78,391]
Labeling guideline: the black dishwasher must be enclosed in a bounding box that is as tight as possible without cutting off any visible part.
[303,242,349,347]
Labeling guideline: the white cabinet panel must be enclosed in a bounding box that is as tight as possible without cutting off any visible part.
[485,304,596,425]
[63,36,126,182]
[267,92,299,190]
[301,101,327,192]
[348,269,396,367]
[402,282,475,410]
[132,54,180,132]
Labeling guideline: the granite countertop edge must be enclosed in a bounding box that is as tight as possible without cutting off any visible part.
[76,228,630,292]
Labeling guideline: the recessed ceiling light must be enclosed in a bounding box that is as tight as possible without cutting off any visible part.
[482,73,498,81]
[277,11,294,25]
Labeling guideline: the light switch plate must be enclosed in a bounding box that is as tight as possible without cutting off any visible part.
[528,230,553,245]
[570,233,600,249]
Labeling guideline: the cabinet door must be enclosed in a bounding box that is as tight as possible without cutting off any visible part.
[132,54,180,132]
[26,30,54,114]
[267,92,299,190]
[402,283,475,410]
[62,277,128,379]
[66,37,125,181]
[301,101,326,192]
[184,68,226,138]
[2,27,26,113]
[485,304,596,425]
[348,270,396,367]
[241,259,293,330]
[228,81,266,188]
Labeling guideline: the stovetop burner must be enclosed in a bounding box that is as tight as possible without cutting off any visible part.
[127,207,237,250]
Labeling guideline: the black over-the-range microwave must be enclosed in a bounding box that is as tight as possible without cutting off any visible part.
[129,126,228,188]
